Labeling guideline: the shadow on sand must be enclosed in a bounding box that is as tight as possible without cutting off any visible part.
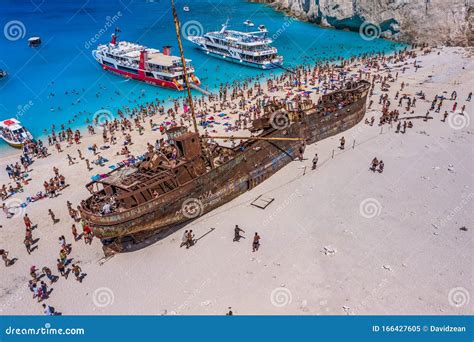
[102,220,216,255]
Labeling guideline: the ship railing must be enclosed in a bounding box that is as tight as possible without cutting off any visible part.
[237,48,277,56]
[81,190,170,226]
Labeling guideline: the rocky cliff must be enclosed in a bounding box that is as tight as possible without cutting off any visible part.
[250,0,473,46]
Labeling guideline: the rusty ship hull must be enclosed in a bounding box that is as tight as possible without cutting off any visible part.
[80,81,370,244]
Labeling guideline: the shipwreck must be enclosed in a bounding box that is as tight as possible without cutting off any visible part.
[78,0,371,252]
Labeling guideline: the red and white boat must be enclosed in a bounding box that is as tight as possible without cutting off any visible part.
[0,118,34,148]
[93,33,201,91]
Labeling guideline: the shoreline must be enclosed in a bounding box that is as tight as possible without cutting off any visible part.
[0,42,405,160]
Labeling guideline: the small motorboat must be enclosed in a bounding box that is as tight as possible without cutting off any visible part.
[0,69,7,78]
[243,20,254,27]
[183,6,190,12]
[28,37,42,48]
[258,25,267,32]
[0,118,34,148]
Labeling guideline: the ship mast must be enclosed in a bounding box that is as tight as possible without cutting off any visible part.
[171,0,199,135]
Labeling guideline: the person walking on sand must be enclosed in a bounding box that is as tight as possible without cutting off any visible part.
[59,235,71,254]
[179,230,188,248]
[1,249,12,266]
[312,153,318,170]
[298,143,305,162]
[42,266,55,284]
[24,236,32,254]
[57,259,67,278]
[48,209,58,224]
[233,225,245,242]
[59,235,66,248]
[59,249,67,265]
[186,230,195,248]
[23,214,32,231]
[40,281,48,301]
[30,265,38,280]
[71,263,82,282]
[339,136,345,150]
[71,224,78,241]
[180,230,188,247]
[378,160,384,173]
[25,228,33,243]
[442,111,449,122]
[370,157,379,172]
[42,303,54,316]
[252,233,261,252]
[83,224,93,245]
[67,154,75,166]
[32,283,39,300]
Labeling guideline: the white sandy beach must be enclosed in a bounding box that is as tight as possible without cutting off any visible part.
[0,46,472,315]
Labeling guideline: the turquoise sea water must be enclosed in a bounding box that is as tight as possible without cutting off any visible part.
[0,0,404,154]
